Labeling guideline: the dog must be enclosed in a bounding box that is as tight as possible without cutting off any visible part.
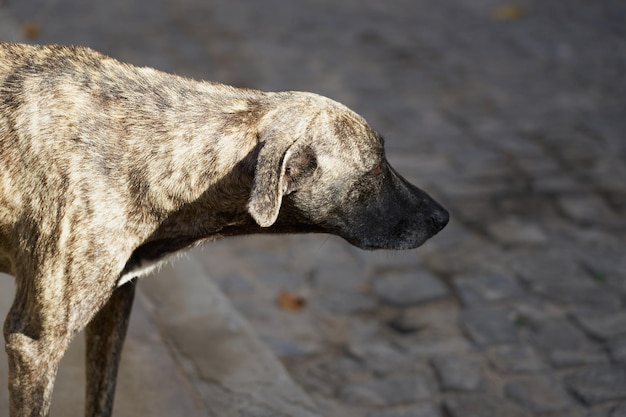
[0,42,448,417]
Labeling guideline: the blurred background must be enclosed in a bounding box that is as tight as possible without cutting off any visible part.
[1,1,625,416]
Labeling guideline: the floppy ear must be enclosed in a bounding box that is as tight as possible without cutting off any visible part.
[248,139,317,227]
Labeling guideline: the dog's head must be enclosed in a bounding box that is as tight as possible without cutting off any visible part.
[247,92,448,250]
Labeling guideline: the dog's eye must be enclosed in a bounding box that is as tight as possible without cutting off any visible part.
[369,164,382,176]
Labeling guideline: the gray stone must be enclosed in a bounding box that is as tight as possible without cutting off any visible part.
[504,375,572,414]
[260,335,321,359]
[487,345,546,374]
[215,272,255,295]
[253,269,308,292]
[549,350,607,369]
[487,217,548,245]
[609,336,626,363]
[373,270,448,307]
[509,296,563,324]
[312,291,377,314]
[350,247,422,269]
[557,195,620,226]
[287,355,356,398]
[338,384,387,407]
[340,375,435,406]
[443,395,528,417]
[564,365,626,405]
[575,239,626,297]
[532,175,581,194]
[453,274,525,307]
[539,285,622,312]
[573,311,626,341]
[530,318,607,367]
[431,356,484,391]
[460,307,519,346]
[611,402,626,417]
[510,250,585,285]
[312,264,367,291]
[587,405,620,417]
[420,234,510,277]
[538,410,585,417]
[347,340,410,375]
[366,404,441,417]
[511,251,622,311]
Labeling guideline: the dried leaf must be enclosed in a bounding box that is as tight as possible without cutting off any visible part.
[21,22,41,40]
[491,4,525,21]
[277,290,306,312]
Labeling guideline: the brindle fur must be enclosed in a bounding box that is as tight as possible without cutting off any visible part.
[0,42,448,417]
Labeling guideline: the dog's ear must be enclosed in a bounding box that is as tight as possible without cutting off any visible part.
[248,140,317,227]
[283,145,317,195]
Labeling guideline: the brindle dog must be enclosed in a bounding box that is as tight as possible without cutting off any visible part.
[0,42,448,417]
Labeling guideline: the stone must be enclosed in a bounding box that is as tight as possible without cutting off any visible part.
[609,336,626,363]
[540,285,622,312]
[373,270,448,307]
[529,318,606,367]
[312,291,377,314]
[312,264,367,291]
[260,334,321,359]
[350,246,422,269]
[431,356,484,391]
[612,402,626,417]
[287,355,357,398]
[587,405,620,417]
[510,251,622,312]
[347,340,410,374]
[504,375,572,414]
[420,234,510,277]
[487,344,546,374]
[339,375,435,406]
[253,269,308,292]
[572,311,626,340]
[459,307,519,346]
[557,195,620,226]
[487,217,548,245]
[366,404,441,417]
[214,272,255,295]
[443,395,528,417]
[564,365,626,405]
[510,250,584,285]
[532,175,581,194]
[452,274,525,307]
[338,384,387,407]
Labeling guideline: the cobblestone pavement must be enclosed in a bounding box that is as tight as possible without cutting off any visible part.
[1,0,626,416]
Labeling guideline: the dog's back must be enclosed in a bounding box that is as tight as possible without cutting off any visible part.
[0,43,256,277]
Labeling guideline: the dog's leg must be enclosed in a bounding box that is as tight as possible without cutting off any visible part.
[4,290,73,416]
[84,281,136,417]
[4,266,120,417]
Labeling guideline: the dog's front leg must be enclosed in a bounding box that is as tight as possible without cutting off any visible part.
[4,285,74,417]
[4,266,120,417]
[85,281,136,417]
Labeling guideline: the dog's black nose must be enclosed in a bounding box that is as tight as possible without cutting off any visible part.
[431,208,449,232]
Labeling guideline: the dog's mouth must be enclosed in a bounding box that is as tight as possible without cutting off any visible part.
[340,223,446,251]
